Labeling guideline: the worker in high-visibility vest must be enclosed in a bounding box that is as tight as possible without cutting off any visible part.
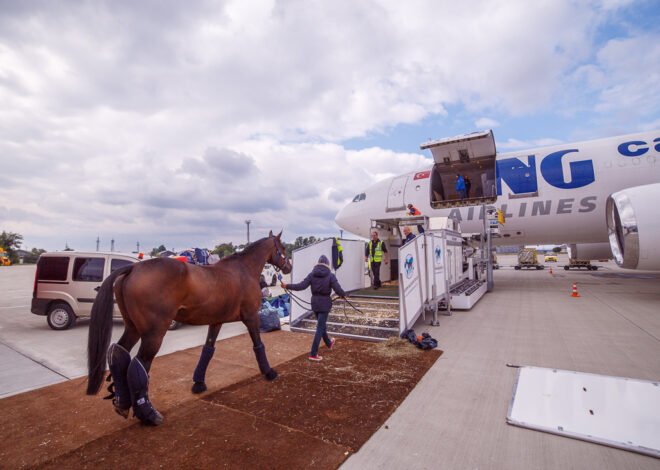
[407,204,425,234]
[365,231,388,289]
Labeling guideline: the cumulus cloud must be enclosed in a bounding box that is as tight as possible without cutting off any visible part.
[0,0,657,251]
[475,118,500,129]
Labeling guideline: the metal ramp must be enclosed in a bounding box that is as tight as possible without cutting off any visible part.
[291,295,401,342]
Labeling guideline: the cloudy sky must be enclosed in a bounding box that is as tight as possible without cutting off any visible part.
[1,0,659,253]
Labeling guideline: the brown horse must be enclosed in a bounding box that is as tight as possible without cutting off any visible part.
[86,231,292,425]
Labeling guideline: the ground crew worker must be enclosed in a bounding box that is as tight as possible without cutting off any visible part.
[407,203,421,216]
[403,226,416,244]
[365,231,388,289]
[456,174,466,199]
[407,204,425,234]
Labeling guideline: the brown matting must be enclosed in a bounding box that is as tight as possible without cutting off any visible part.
[0,332,441,470]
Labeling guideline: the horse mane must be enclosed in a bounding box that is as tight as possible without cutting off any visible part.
[224,236,271,261]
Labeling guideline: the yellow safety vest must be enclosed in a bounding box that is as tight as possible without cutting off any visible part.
[368,240,383,264]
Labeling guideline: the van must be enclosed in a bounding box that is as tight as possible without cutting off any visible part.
[31,251,143,330]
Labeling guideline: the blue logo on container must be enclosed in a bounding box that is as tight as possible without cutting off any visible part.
[404,254,414,279]
[435,247,442,263]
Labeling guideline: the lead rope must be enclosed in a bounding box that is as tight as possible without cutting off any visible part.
[279,275,361,319]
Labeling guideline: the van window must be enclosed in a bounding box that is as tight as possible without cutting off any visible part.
[111,258,133,272]
[37,257,70,281]
[73,257,105,282]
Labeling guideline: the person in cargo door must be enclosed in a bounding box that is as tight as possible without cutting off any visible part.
[281,255,346,361]
[365,230,388,290]
[456,174,466,199]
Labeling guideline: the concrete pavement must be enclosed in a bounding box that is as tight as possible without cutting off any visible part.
[340,254,660,469]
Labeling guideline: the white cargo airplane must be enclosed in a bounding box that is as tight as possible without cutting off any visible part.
[335,129,660,270]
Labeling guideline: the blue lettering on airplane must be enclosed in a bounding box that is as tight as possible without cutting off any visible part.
[618,141,648,157]
[540,149,595,189]
[496,136,659,195]
[496,156,537,195]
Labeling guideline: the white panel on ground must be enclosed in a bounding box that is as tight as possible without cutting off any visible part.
[398,237,423,334]
[507,366,660,458]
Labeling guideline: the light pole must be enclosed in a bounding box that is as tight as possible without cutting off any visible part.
[245,220,251,244]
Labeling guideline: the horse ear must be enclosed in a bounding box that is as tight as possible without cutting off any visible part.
[269,230,273,237]
[277,230,282,240]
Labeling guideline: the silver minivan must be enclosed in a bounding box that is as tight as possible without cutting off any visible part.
[31,251,142,330]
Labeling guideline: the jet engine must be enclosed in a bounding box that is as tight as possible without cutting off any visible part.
[568,243,612,261]
[606,183,660,270]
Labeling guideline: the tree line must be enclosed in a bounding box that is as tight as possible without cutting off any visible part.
[0,231,46,264]
[0,230,322,264]
[150,235,321,259]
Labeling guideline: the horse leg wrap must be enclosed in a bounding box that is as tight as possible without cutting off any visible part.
[192,345,215,394]
[106,344,131,415]
[127,357,163,426]
[253,343,278,380]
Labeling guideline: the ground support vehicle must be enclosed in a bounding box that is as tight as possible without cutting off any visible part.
[564,259,598,271]
[515,248,544,270]
[0,248,10,266]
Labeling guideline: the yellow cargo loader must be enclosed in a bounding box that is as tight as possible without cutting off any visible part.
[0,248,11,266]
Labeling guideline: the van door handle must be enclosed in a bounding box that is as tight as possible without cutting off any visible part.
[94,286,101,292]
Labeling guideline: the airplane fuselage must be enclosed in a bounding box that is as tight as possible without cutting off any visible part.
[335,130,660,247]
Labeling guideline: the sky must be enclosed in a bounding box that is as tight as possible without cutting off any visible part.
[1,0,659,253]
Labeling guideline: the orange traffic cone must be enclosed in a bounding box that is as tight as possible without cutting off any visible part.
[549,267,553,274]
[571,282,580,297]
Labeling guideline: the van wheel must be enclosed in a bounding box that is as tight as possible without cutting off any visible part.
[47,303,75,330]
[169,320,182,330]
[271,275,277,286]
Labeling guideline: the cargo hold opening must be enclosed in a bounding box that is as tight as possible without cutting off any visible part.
[421,130,498,209]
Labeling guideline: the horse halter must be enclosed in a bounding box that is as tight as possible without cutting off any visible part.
[270,236,289,271]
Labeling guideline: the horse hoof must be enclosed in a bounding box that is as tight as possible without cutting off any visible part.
[265,368,278,381]
[114,406,130,419]
[140,410,164,426]
[192,382,207,394]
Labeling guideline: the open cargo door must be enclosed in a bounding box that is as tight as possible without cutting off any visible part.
[420,130,497,209]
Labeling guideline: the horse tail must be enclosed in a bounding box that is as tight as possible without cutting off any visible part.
[86,263,135,395]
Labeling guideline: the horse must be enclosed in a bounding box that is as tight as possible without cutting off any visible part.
[86,231,292,426]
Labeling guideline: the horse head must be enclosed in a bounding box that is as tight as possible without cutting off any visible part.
[268,230,292,274]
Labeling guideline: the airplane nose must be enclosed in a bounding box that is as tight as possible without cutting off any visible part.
[335,204,350,230]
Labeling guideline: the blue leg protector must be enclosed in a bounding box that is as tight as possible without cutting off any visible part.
[127,357,163,426]
[191,345,215,394]
[105,343,131,417]
[253,343,278,380]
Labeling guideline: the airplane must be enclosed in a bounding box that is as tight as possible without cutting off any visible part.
[335,129,660,271]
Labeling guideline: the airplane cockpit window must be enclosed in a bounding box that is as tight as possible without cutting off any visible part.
[352,194,360,202]
[352,193,366,202]
[359,193,366,201]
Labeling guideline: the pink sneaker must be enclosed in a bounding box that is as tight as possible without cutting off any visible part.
[328,338,336,350]
[309,355,323,361]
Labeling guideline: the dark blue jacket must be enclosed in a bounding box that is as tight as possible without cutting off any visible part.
[286,263,346,313]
